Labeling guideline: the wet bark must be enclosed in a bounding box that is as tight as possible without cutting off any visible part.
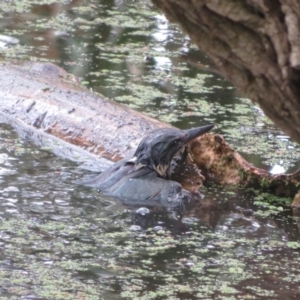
[0,62,299,203]
[152,0,300,144]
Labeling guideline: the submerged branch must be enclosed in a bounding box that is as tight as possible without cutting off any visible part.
[191,134,300,199]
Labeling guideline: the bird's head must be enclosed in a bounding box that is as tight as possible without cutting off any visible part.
[133,124,214,178]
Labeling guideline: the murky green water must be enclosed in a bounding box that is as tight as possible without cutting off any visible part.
[1,0,300,299]
[0,123,300,299]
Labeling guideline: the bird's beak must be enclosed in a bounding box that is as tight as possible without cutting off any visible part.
[183,124,214,144]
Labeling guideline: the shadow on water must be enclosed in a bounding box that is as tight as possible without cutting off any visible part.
[0,123,300,299]
[0,0,300,299]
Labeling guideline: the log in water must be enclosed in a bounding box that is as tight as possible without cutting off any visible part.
[0,61,299,201]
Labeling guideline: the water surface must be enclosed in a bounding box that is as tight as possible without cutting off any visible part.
[0,123,300,299]
[0,1,300,299]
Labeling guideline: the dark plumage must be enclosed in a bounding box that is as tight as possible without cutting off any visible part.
[82,124,214,209]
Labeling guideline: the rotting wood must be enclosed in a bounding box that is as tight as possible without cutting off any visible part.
[0,61,299,203]
[150,0,300,204]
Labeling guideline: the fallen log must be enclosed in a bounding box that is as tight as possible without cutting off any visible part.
[0,61,203,191]
[0,61,166,161]
[0,62,299,202]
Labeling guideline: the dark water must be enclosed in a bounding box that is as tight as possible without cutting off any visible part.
[1,0,300,299]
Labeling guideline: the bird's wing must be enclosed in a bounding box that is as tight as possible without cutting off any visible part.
[106,167,153,194]
[107,169,186,208]
[79,158,135,190]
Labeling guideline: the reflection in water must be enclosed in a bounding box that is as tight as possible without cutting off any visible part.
[0,124,299,299]
[269,164,285,175]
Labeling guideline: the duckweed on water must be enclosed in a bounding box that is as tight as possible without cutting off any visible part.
[0,191,299,299]
[253,192,291,217]
[1,1,300,299]
[0,180,299,299]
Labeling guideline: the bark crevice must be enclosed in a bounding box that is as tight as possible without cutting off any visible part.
[152,0,300,143]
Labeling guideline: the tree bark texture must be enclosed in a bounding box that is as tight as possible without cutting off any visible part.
[152,0,300,143]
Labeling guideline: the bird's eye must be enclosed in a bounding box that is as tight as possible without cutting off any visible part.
[171,140,179,147]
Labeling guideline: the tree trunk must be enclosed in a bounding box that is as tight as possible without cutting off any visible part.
[152,0,300,144]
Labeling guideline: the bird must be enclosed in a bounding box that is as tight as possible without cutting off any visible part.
[82,124,214,210]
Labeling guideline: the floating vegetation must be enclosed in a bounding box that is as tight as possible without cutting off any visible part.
[0,124,299,299]
[0,1,300,298]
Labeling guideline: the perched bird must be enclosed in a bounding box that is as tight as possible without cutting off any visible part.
[82,124,214,209]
